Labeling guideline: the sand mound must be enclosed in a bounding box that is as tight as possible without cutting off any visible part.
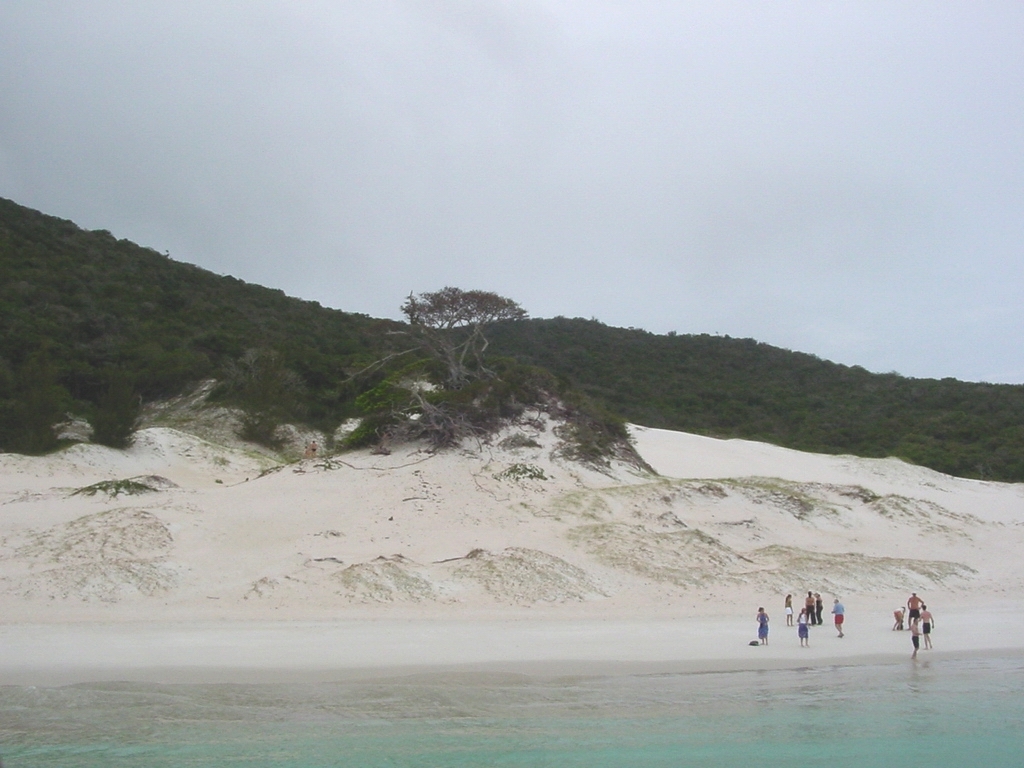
[241,547,606,607]
[240,553,442,606]
[564,517,974,595]
[450,547,605,604]
[0,508,176,601]
[568,523,753,588]
[546,475,988,545]
[749,545,976,592]
[545,474,992,596]
[332,556,438,603]
[867,495,981,536]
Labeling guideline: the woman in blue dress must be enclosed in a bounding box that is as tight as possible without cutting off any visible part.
[756,607,770,645]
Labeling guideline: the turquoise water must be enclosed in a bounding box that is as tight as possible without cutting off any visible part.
[3,656,1023,767]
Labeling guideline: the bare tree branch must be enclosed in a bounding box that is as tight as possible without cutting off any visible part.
[341,347,418,383]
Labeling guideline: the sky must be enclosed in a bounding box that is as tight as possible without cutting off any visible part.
[1,2,1022,383]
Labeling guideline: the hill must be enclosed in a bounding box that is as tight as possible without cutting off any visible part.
[2,196,1023,481]
[0,197,395,450]
[490,318,1024,482]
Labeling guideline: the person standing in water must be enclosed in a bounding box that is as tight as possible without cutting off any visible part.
[910,617,922,659]
[797,608,810,646]
[920,604,934,650]
[831,598,845,638]
[756,607,770,645]
[785,594,794,626]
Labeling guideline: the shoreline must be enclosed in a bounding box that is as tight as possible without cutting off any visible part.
[4,610,1022,685]
[6,649,1022,687]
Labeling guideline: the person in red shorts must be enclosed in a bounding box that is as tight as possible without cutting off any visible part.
[831,598,845,638]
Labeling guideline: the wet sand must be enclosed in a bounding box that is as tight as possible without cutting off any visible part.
[3,607,1022,685]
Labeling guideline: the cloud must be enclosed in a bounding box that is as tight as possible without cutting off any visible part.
[1,1,1022,382]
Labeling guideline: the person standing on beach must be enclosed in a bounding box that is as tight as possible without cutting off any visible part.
[831,598,845,638]
[797,608,810,646]
[920,604,934,650]
[756,607,770,645]
[907,592,923,623]
[805,592,816,625]
[814,593,824,626]
[910,617,921,659]
[893,607,905,631]
[785,594,794,626]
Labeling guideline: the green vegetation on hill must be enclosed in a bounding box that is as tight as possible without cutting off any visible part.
[0,199,626,461]
[0,197,393,450]
[489,318,1024,482]
[2,196,1022,481]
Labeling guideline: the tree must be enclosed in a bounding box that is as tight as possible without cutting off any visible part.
[400,287,527,389]
[4,352,68,454]
[91,369,141,449]
[341,289,528,450]
[225,348,304,446]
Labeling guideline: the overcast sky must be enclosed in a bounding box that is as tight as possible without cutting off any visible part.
[2,2,1022,383]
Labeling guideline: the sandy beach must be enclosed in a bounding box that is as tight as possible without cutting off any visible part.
[2,419,1022,685]
[2,611,1023,686]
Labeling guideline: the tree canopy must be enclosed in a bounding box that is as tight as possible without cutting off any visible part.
[400,287,527,389]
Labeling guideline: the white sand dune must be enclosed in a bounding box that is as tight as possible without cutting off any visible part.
[1,421,1022,682]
